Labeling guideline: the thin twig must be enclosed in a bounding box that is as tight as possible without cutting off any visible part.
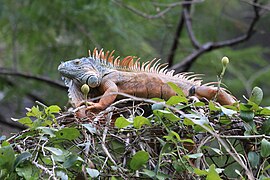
[220,134,270,139]
[32,161,57,180]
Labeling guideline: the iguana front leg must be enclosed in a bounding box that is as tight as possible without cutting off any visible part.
[85,80,118,113]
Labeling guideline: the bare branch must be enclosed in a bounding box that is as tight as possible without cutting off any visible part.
[167,12,185,67]
[183,6,201,49]
[171,0,261,72]
[240,0,270,11]
[0,68,66,90]
[1,77,46,103]
[152,0,204,7]
[113,0,203,19]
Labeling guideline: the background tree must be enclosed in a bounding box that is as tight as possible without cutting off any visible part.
[0,0,269,135]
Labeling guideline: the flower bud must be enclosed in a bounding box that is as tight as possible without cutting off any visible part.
[221,56,229,67]
[81,84,90,95]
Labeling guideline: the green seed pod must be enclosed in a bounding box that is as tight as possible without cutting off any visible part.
[81,84,90,96]
[249,86,263,105]
[221,56,229,67]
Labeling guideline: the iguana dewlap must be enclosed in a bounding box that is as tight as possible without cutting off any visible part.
[58,48,236,113]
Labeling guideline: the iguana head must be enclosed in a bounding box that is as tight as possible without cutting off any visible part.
[58,57,102,88]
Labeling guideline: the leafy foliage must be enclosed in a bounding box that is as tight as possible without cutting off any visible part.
[2,84,270,179]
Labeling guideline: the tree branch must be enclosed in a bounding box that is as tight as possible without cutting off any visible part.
[0,68,66,90]
[171,0,261,73]
[113,0,203,20]
[167,11,185,67]
[182,5,201,49]
[0,77,46,103]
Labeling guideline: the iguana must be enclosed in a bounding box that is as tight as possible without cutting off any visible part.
[58,48,236,113]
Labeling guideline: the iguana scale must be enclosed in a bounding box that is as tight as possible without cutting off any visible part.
[58,48,236,113]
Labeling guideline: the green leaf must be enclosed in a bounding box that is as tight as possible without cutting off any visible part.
[37,127,56,137]
[260,107,270,116]
[56,171,68,180]
[55,128,80,140]
[184,153,203,159]
[220,106,237,116]
[262,118,270,134]
[209,101,220,111]
[142,169,155,178]
[259,175,270,180]
[261,138,270,158]
[86,168,100,178]
[248,151,260,168]
[44,147,63,156]
[130,151,149,170]
[210,148,223,155]
[155,172,170,180]
[249,86,263,105]
[262,164,270,174]
[45,105,61,114]
[17,117,33,127]
[179,138,194,144]
[111,176,118,180]
[166,95,188,105]
[173,159,187,172]
[63,154,79,168]
[14,152,32,168]
[1,141,10,147]
[115,116,131,128]
[206,164,221,180]
[239,103,252,111]
[153,109,180,122]
[26,106,42,118]
[110,140,125,153]
[240,110,254,122]
[194,168,208,176]
[167,82,185,97]
[151,98,165,102]
[133,116,151,129]
[0,145,15,170]
[194,101,205,107]
[16,163,39,180]
[164,131,181,142]
[82,124,96,133]
[183,118,195,126]
[142,169,170,180]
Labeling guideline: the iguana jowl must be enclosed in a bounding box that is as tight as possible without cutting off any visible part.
[58,48,236,113]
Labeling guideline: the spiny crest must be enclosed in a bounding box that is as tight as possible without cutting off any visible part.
[88,48,202,85]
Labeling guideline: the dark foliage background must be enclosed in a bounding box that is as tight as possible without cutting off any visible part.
[0,0,269,135]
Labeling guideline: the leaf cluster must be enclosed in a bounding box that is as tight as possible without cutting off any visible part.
[2,84,270,179]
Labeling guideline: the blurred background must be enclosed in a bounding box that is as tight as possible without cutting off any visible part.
[0,0,269,136]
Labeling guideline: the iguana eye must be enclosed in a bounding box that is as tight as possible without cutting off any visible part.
[74,60,80,65]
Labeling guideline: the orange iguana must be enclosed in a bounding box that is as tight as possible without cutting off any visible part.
[58,48,236,113]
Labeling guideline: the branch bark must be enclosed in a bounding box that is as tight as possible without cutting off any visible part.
[171,0,261,73]
[0,68,66,90]
[167,11,185,67]
[113,0,203,20]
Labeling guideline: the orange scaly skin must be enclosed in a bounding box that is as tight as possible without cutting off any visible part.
[58,48,236,114]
